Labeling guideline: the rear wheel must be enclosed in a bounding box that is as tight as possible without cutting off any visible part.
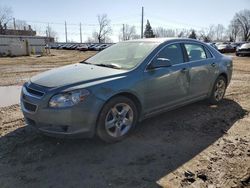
[209,76,227,104]
[96,96,138,143]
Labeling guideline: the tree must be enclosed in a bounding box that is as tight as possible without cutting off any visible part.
[188,30,197,39]
[177,29,189,38]
[214,24,226,41]
[198,25,216,42]
[95,14,112,43]
[232,9,250,41]
[46,25,57,39]
[0,5,12,27]
[144,20,155,38]
[15,19,28,30]
[228,19,240,42]
[154,27,175,37]
[119,24,137,41]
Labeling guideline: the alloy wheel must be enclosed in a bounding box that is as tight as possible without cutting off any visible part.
[214,79,226,101]
[105,103,134,138]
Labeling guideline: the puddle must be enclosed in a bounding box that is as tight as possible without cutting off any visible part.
[0,86,22,107]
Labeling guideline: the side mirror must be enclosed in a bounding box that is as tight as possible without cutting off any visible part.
[148,58,172,69]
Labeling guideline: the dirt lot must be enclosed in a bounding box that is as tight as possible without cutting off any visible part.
[0,50,249,188]
[0,50,96,86]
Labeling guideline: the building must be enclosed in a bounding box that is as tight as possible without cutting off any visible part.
[0,24,54,56]
[0,24,36,36]
[0,35,47,56]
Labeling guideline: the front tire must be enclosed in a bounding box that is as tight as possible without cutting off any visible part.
[209,76,227,105]
[96,96,138,143]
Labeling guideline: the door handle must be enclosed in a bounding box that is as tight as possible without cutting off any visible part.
[181,68,188,73]
[211,62,216,67]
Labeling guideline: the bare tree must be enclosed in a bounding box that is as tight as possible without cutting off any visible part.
[233,9,250,41]
[45,25,58,41]
[86,36,98,43]
[214,24,226,41]
[46,25,57,38]
[0,5,12,27]
[177,29,189,38]
[228,19,241,42]
[119,24,137,41]
[198,25,215,42]
[154,27,176,37]
[95,14,112,43]
[15,19,28,30]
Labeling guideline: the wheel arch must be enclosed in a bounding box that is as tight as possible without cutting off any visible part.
[95,91,143,131]
[106,92,142,117]
[218,72,228,86]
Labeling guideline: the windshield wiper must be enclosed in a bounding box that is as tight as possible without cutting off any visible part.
[80,61,92,65]
[95,63,121,69]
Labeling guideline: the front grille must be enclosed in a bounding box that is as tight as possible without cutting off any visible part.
[25,86,44,97]
[23,101,37,112]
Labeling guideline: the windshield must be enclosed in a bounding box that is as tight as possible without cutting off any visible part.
[85,42,159,69]
[241,43,250,48]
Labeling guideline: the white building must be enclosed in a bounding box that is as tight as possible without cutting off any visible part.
[0,35,46,56]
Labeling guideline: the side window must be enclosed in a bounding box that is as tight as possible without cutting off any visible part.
[156,43,184,65]
[184,44,207,61]
[204,46,213,58]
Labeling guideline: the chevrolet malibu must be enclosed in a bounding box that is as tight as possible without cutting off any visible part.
[21,38,232,142]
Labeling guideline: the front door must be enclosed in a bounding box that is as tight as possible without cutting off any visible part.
[143,43,190,115]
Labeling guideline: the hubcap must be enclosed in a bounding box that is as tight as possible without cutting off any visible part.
[214,79,226,101]
[105,103,133,138]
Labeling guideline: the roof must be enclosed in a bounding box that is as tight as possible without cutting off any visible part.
[123,37,202,44]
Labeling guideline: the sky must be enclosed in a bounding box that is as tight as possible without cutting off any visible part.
[1,0,249,42]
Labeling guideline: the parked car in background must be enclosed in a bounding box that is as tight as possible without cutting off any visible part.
[50,43,59,49]
[236,43,250,56]
[21,38,232,142]
[217,44,235,53]
[77,44,89,51]
[207,43,218,50]
[94,44,110,51]
[58,44,68,49]
[88,44,100,51]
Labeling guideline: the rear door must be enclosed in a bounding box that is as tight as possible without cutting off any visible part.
[183,43,217,99]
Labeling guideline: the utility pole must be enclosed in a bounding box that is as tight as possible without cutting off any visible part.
[47,23,50,38]
[141,6,144,39]
[80,22,82,43]
[65,21,68,43]
[122,24,125,41]
[13,18,16,30]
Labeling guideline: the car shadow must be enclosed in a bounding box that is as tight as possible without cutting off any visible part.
[0,99,247,188]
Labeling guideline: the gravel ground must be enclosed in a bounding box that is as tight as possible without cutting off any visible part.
[0,50,96,86]
[0,51,249,188]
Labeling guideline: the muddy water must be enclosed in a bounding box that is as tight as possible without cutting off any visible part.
[0,86,22,107]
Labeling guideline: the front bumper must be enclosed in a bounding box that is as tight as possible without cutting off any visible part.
[21,83,105,138]
[236,51,250,56]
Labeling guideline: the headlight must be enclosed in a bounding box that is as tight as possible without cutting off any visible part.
[49,89,90,108]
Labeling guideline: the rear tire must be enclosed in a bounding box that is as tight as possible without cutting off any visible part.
[96,96,138,143]
[209,76,227,105]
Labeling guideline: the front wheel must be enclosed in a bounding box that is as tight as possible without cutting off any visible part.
[96,96,138,143]
[209,76,227,104]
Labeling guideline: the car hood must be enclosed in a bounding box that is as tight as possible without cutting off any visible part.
[31,63,127,88]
